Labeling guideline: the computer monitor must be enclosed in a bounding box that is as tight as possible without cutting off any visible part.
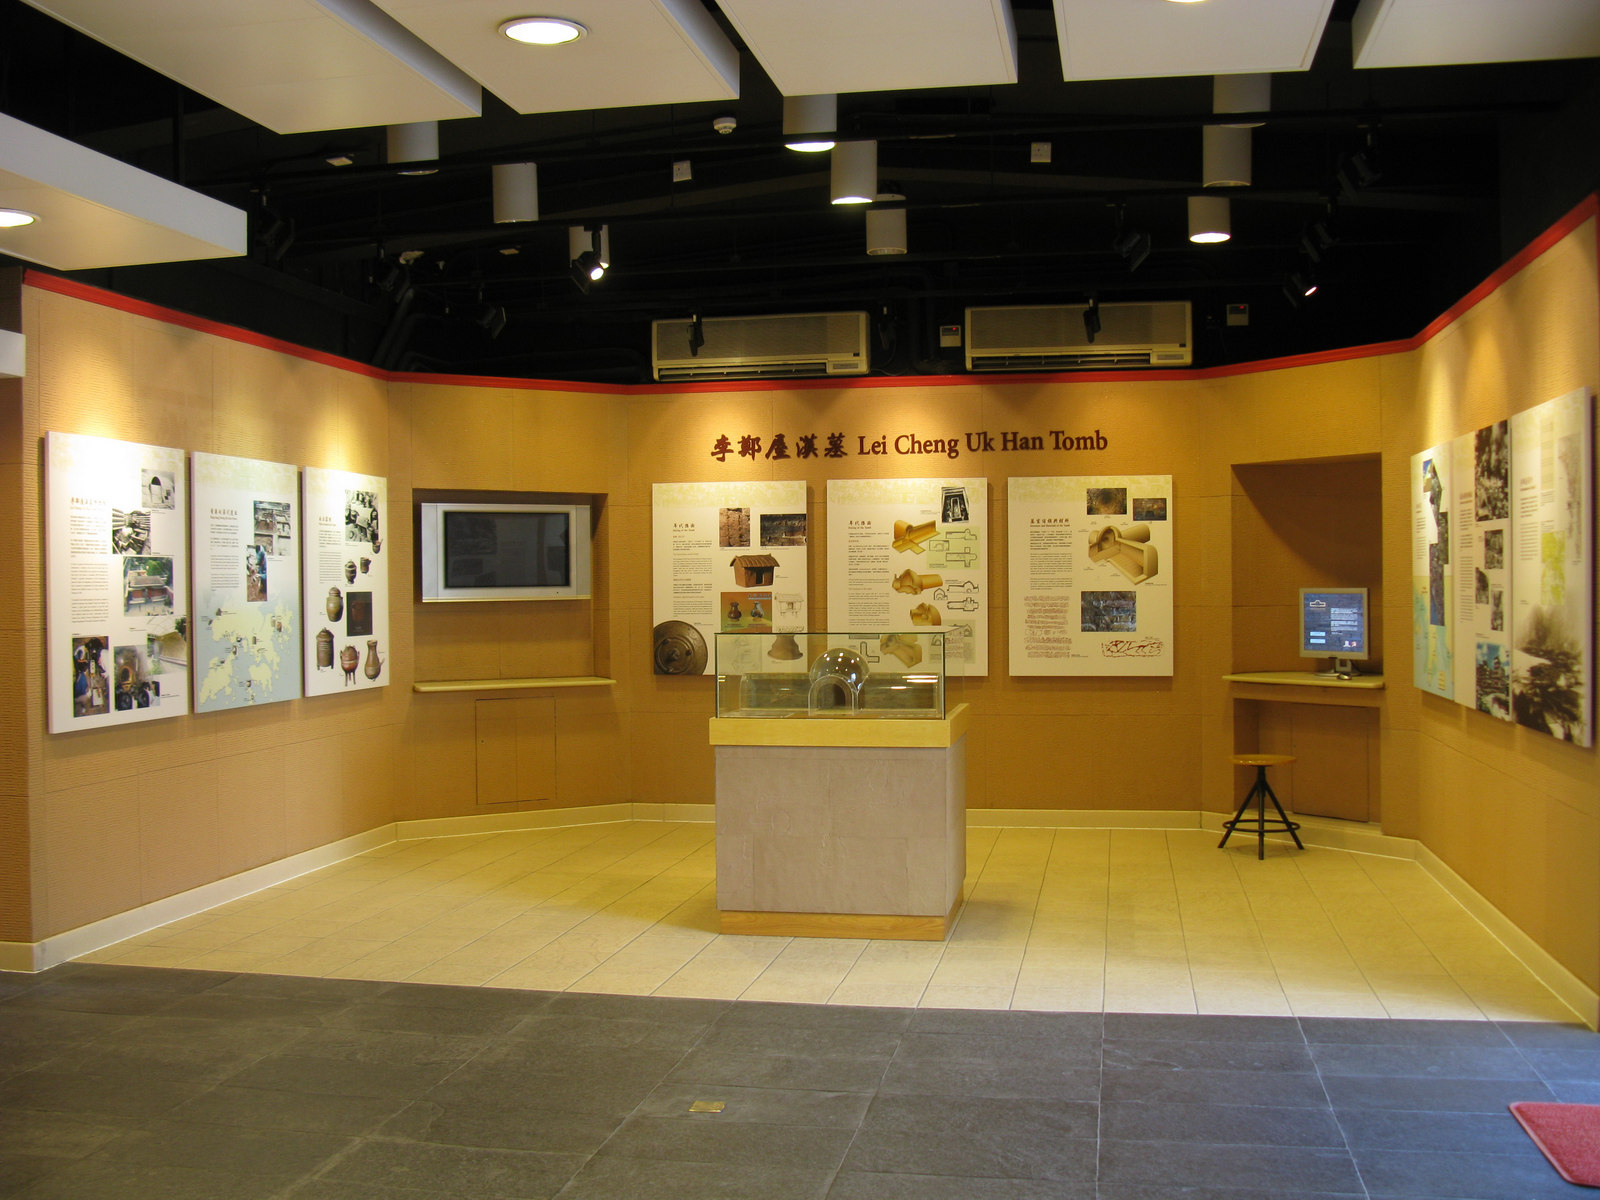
[1299,587,1369,677]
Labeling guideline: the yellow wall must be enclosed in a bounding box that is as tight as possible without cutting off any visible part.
[5,208,1596,993]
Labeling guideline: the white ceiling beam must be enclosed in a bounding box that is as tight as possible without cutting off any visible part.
[0,113,247,270]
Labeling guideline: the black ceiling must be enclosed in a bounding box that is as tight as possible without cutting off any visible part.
[3,0,1599,384]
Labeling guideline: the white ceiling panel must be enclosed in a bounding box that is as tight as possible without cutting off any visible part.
[0,114,247,271]
[1053,0,1337,80]
[370,0,739,115]
[21,0,481,134]
[717,0,1017,95]
[1352,0,1600,68]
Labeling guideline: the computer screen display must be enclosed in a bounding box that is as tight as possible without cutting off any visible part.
[1299,587,1369,668]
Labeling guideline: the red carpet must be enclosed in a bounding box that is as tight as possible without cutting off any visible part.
[1511,1102,1600,1186]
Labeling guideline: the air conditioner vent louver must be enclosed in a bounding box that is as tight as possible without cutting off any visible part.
[965,301,1192,371]
[653,312,869,381]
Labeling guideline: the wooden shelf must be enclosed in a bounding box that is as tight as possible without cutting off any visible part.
[1224,672,1385,709]
[1224,671,1384,689]
[413,676,615,694]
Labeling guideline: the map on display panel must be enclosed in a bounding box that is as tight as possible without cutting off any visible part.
[190,451,302,711]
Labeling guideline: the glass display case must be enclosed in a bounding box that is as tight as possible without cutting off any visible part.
[714,631,960,719]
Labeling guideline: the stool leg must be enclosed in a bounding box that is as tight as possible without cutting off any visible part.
[1218,775,1265,849]
[1259,776,1304,850]
[1255,766,1268,859]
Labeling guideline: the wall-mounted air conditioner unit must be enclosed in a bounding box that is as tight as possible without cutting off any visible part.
[652,312,869,382]
[964,301,1192,371]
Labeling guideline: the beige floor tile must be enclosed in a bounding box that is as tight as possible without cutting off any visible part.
[828,981,930,1007]
[61,820,1577,1024]
[921,983,1015,1010]
[1012,974,1105,1012]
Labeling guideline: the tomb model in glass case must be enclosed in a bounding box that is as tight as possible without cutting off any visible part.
[714,631,958,719]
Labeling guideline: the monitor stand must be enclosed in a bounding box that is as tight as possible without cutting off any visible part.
[1312,658,1360,680]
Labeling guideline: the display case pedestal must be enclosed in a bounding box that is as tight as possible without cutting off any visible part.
[709,705,968,940]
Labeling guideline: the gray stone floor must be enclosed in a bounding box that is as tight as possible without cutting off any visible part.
[1,961,1596,1199]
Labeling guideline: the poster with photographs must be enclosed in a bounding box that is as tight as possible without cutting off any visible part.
[190,452,301,712]
[1451,421,1513,720]
[1410,444,1454,699]
[1509,389,1593,745]
[826,477,989,675]
[1008,475,1174,677]
[301,466,389,696]
[44,432,189,732]
[650,481,808,676]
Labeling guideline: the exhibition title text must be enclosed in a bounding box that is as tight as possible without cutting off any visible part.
[710,428,1107,463]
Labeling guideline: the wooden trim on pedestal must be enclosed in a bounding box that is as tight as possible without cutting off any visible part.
[718,890,965,941]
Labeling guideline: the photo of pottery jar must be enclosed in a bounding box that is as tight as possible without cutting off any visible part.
[360,557,371,574]
[315,628,334,670]
[326,586,343,621]
[344,560,357,583]
[363,640,383,680]
[339,645,359,685]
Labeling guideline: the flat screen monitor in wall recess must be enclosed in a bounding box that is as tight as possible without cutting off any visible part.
[1299,587,1369,677]
[419,503,591,601]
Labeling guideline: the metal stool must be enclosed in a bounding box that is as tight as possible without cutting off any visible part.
[1220,754,1304,860]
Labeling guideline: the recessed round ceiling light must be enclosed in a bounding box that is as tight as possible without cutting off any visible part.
[499,16,587,45]
[0,209,38,228]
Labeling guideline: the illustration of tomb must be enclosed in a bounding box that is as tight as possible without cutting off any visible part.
[1087,522,1160,584]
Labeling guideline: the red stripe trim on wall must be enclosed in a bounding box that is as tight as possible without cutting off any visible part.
[23,192,1599,394]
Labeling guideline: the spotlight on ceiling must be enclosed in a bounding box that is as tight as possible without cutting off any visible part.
[1187,195,1231,243]
[499,16,587,44]
[473,303,508,340]
[1112,228,1152,272]
[387,122,439,176]
[1290,270,1318,298]
[831,140,877,205]
[783,94,837,152]
[568,225,608,281]
[493,162,538,223]
[1337,150,1380,198]
[259,211,294,262]
[0,209,38,228]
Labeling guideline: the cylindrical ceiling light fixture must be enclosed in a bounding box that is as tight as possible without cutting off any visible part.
[866,200,907,255]
[1213,73,1271,127]
[387,122,439,174]
[1202,124,1251,187]
[783,94,837,152]
[1188,194,1231,243]
[493,162,539,223]
[830,140,876,205]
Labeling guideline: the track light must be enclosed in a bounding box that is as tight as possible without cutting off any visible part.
[1112,228,1151,272]
[1187,195,1231,243]
[1337,151,1380,197]
[259,211,294,262]
[568,225,607,290]
[1289,271,1318,298]
[492,162,538,224]
[783,95,837,152]
[473,303,508,340]
[387,122,438,175]
[831,140,877,205]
